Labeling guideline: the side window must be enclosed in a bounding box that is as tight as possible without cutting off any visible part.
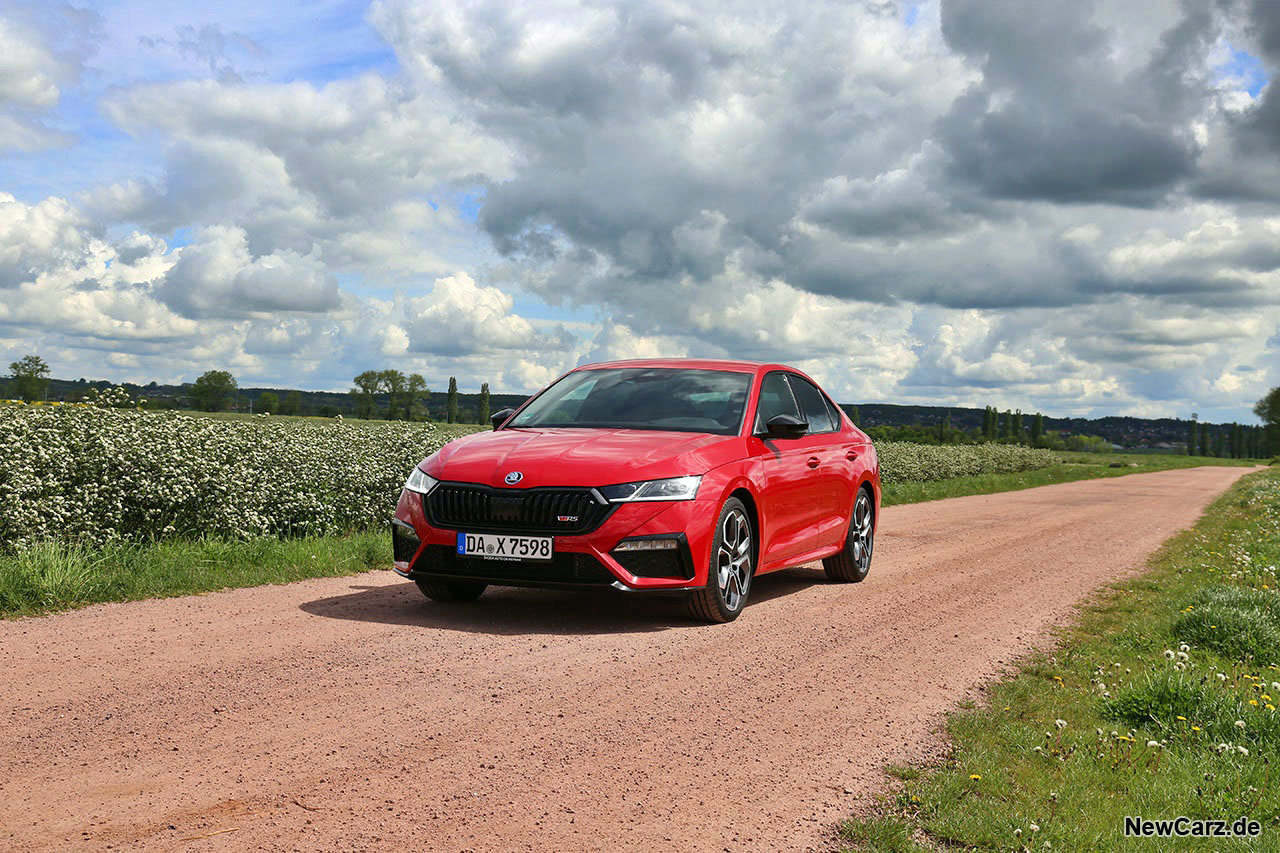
[825,396,845,431]
[787,375,835,433]
[755,373,800,432]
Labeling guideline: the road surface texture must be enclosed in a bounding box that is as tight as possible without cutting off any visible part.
[0,465,1259,852]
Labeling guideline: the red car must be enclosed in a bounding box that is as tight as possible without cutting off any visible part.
[391,359,879,622]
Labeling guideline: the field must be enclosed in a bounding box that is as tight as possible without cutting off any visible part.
[0,403,1266,616]
[840,466,1280,851]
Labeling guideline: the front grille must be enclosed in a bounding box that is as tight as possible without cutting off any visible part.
[424,484,612,534]
[411,545,617,586]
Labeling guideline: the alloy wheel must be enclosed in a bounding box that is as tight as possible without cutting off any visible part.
[716,507,752,611]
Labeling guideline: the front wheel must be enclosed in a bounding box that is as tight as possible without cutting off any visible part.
[823,488,874,582]
[415,578,487,602]
[687,498,754,623]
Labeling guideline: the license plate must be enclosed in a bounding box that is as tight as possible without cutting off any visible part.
[456,532,553,562]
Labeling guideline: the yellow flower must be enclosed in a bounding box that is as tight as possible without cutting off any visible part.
[1249,699,1258,706]
[969,774,982,781]
[1267,705,1276,712]
[1176,716,1186,721]
[1191,726,1201,732]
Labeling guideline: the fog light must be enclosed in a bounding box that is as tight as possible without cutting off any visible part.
[613,538,679,551]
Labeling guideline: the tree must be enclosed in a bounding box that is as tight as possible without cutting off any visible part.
[938,411,951,442]
[257,391,279,414]
[8,354,50,402]
[850,406,860,427]
[407,373,429,421]
[1198,422,1210,456]
[350,370,381,419]
[191,370,237,412]
[378,370,407,419]
[1187,417,1197,456]
[447,376,458,423]
[999,409,1011,440]
[1256,386,1280,458]
[479,382,491,425]
[1012,409,1024,443]
[281,390,303,416]
[1031,412,1044,445]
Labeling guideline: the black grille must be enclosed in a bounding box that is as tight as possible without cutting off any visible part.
[611,549,691,579]
[425,484,611,534]
[391,521,420,563]
[411,545,616,586]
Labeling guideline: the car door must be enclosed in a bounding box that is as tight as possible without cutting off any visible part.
[749,372,824,566]
[784,373,856,550]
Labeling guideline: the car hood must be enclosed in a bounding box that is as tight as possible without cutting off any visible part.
[423,427,742,489]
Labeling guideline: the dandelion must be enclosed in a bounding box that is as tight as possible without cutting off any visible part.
[1236,720,1247,730]
[969,774,981,781]
[1030,823,1039,832]
[1147,740,1160,748]
[1054,719,1067,729]
[1177,651,1189,661]
[1175,715,1186,721]
[1217,673,1228,682]
[1163,649,1176,660]
[1179,643,1190,652]
[1191,726,1201,732]
[1238,746,1250,756]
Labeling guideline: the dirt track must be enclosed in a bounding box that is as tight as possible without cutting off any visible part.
[0,465,1258,852]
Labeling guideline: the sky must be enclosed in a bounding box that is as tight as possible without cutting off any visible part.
[0,0,1278,422]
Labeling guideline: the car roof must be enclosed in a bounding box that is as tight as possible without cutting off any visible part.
[573,357,785,374]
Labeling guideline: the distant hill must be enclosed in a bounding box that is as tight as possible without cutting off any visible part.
[2,376,1244,448]
[4,376,529,425]
[844,403,1210,449]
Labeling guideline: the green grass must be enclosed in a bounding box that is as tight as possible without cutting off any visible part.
[0,533,388,617]
[838,466,1280,852]
[883,451,1263,506]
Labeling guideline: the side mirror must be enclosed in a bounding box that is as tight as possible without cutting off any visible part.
[490,408,516,430]
[758,413,808,439]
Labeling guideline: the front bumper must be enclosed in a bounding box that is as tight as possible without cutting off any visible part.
[391,487,719,591]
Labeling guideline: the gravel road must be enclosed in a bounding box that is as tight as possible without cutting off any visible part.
[0,465,1258,852]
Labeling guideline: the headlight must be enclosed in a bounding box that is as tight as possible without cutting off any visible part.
[404,466,438,494]
[599,475,702,503]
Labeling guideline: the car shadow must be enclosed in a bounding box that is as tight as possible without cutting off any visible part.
[299,565,831,636]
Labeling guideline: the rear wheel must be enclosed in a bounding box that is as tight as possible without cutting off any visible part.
[823,488,874,583]
[688,498,754,623]
[415,578,487,602]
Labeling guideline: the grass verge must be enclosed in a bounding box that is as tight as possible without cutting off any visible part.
[883,452,1262,506]
[840,466,1280,852]
[0,533,388,617]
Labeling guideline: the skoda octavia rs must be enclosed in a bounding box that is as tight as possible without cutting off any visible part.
[390,359,879,622]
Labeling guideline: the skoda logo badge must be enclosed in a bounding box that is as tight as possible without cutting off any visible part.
[504,471,524,485]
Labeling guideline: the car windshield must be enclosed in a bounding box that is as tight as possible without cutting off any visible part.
[507,368,752,435]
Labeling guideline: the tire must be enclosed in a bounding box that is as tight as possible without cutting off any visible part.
[687,497,754,623]
[414,578,487,602]
[823,487,874,583]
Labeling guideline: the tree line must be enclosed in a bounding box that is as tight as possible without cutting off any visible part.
[7,351,1280,454]
[347,370,491,423]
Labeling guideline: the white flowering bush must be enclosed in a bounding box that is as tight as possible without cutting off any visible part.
[0,407,448,549]
[875,440,1057,484]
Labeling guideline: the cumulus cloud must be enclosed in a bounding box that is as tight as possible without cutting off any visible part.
[0,0,1278,421]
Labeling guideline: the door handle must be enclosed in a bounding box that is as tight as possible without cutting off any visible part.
[807,456,820,468]
[846,449,860,461]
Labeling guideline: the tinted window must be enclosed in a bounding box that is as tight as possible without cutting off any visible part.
[788,375,834,433]
[755,372,800,431]
[508,368,751,435]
